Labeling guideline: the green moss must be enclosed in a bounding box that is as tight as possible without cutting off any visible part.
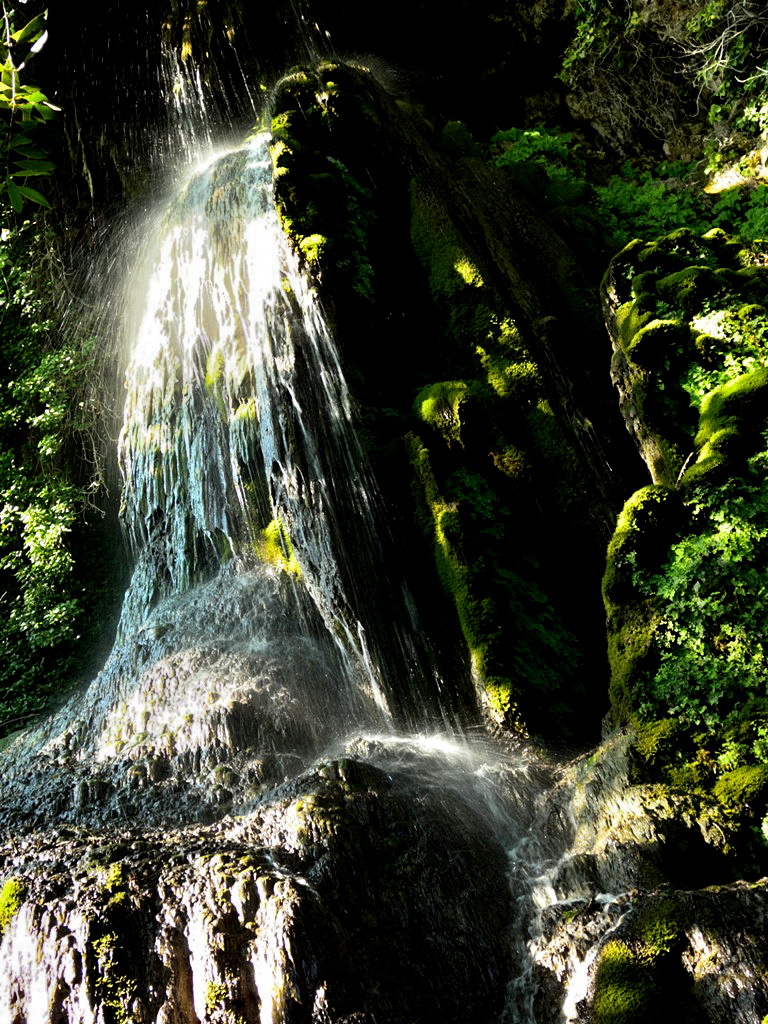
[205,342,225,394]
[0,876,26,935]
[603,485,686,724]
[692,367,768,455]
[91,930,138,1024]
[298,232,327,265]
[657,265,727,316]
[260,517,301,577]
[625,319,691,371]
[589,895,709,1021]
[490,442,530,482]
[482,677,522,729]
[270,63,378,300]
[410,191,481,306]
[407,432,579,734]
[206,980,229,1014]
[606,229,768,486]
[603,485,680,607]
[713,764,768,810]
[635,899,686,957]
[632,717,682,768]
[104,862,127,892]
[234,396,258,422]
[593,940,656,1022]
[477,349,540,403]
[413,380,484,447]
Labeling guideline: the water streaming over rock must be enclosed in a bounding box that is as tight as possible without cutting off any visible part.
[116,134,395,712]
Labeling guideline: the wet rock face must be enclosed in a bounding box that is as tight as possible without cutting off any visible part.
[507,734,768,1023]
[0,564,368,833]
[0,756,512,1024]
[528,881,768,1023]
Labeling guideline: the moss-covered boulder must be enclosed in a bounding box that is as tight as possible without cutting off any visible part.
[603,228,768,858]
[587,886,768,1023]
[603,228,768,486]
[267,58,636,740]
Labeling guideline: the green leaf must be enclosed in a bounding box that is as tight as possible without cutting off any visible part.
[14,184,50,208]
[10,14,47,47]
[18,89,46,104]
[32,102,59,120]
[12,159,55,175]
[10,169,50,179]
[11,145,45,159]
[6,181,23,214]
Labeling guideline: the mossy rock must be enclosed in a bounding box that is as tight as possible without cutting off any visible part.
[713,764,768,812]
[604,228,768,486]
[406,432,582,737]
[681,367,768,488]
[625,317,691,371]
[603,485,682,608]
[592,939,658,1022]
[656,265,729,316]
[269,61,381,299]
[0,876,25,935]
[412,379,488,448]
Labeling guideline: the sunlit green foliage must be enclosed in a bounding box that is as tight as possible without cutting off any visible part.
[492,124,768,263]
[634,455,768,728]
[0,216,95,732]
[603,227,768,848]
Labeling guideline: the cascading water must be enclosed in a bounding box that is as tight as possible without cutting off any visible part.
[116,131,395,718]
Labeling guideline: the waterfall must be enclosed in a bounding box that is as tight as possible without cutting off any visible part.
[117,132,394,716]
[2,60,758,1024]
[0,119,625,1023]
[0,121,448,824]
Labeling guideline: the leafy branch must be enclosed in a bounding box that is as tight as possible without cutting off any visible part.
[0,5,58,213]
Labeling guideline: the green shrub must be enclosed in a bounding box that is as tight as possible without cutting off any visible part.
[491,121,768,265]
[0,216,99,733]
[633,453,768,729]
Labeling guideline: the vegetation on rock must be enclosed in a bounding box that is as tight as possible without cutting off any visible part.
[0,215,116,735]
[602,226,768,867]
[0,875,25,935]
